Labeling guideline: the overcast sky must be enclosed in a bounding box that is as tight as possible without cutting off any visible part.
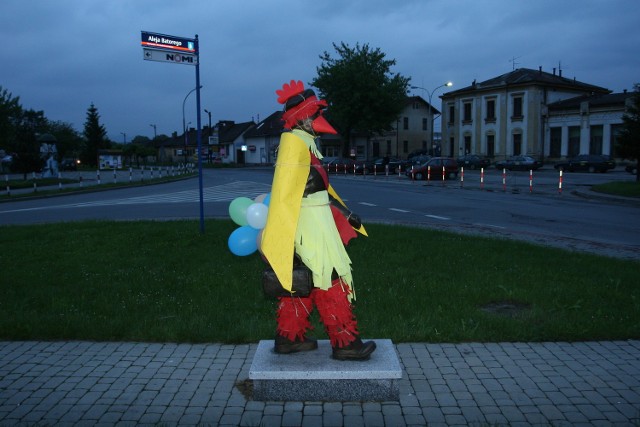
[2,0,639,142]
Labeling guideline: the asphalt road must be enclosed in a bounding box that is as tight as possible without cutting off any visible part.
[1,167,639,259]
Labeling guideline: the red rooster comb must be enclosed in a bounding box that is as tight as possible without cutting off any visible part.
[276,80,305,104]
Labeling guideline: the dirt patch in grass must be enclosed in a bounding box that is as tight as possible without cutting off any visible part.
[480,300,531,318]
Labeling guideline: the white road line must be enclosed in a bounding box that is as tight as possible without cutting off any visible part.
[389,208,410,213]
[0,181,272,213]
[359,202,377,206]
[425,214,450,220]
[473,223,506,229]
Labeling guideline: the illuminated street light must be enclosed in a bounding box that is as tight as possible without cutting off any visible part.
[412,82,453,153]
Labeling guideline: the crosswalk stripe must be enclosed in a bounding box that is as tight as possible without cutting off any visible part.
[71,181,272,207]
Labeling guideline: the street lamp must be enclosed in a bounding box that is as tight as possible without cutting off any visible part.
[149,124,157,139]
[412,82,453,154]
[182,86,203,163]
[120,132,127,144]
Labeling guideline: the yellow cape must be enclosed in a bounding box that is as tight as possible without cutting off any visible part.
[261,132,366,293]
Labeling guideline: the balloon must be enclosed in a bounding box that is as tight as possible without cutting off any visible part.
[262,193,271,206]
[228,197,253,226]
[246,203,268,229]
[254,193,268,204]
[228,226,259,256]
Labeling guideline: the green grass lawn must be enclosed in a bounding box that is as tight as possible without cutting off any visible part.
[1,220,638,344]
[592,180,640,198]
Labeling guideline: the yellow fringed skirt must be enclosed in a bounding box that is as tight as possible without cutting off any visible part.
[294,190,355,300]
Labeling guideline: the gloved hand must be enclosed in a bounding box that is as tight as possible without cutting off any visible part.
[347,212,361,229]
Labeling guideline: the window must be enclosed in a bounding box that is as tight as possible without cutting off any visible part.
[422,118,428,131]
[512,133,522,155]
[448,105,455,124]
[403,140,409,154]
[512,96,523,119]
[372,141,380,158]
[403,117,409,130]
[550,127,561,158]
[486,99,496,122]
[589,125,603,155]
[568,126,580,157]
[486,134,495,157]
[386,140,392,154]
[464,135,472,154]
[463,102,472,123]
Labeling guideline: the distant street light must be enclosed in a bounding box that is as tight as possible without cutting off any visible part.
[120,132,127,144]
[182,86,203,163]
[412,82,453,153]
[150,124,157,139]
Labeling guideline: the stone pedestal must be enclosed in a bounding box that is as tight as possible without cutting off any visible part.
[249,339,402,401]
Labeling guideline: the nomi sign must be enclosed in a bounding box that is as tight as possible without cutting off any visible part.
[141,31,196,54]
[143,48,198,66]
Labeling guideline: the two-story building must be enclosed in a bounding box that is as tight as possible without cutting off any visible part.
[352,96,438,160]
[440,67,610,161]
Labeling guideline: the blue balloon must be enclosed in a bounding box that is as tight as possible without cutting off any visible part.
[228,226,259,256]
[263,193,271,206]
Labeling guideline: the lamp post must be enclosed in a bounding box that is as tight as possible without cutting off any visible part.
[120,132,127,144]
[412,82,453,154]
[149,124,156,139]
[182,86,202,163]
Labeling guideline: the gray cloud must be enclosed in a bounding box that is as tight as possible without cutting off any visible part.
[1,0,638,141]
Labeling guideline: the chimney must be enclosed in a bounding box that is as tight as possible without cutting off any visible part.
[559,69,562,77]
[539,66,542,74]
[553,68,556,76]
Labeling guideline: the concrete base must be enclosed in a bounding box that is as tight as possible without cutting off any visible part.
[249,339,402,401]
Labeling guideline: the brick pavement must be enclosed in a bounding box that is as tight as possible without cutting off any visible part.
[1,340,639,426]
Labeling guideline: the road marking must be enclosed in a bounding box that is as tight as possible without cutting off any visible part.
[425,214,450,220]
[359,202,377,206]
[0,181,272,213]
[473,223,506,229]
[389,208,410,213]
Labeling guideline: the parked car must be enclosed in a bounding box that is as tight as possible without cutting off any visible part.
[60,158,79,171]
[625,163,638,175]
[495,155,542,171]
[456,154,491,170]
[406,157,459,180]
[553,154,616,173]
[365,157,410,174]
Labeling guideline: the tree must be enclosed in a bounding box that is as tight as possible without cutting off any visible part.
[48,120,83,161]
[0,86,22,151]
[11,109,49,178]
[616,83,640,182]
[81,103,109,167]
[311,42,411,158]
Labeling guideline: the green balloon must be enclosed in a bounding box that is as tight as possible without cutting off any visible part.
[229,197,253,226]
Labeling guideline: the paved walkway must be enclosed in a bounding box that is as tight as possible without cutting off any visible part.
[1,340,639,426]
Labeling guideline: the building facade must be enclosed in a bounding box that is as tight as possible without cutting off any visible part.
[440,68,610,161]
[546,92,633,159]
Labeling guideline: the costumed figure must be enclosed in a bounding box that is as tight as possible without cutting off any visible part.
[260,80,376,361]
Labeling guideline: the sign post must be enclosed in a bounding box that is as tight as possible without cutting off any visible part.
[141,31,206,234]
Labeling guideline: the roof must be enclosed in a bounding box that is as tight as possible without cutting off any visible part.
[244,111,285,138]
[547,91,634,110]
[442,68,610,98]
[406,95,440,115]
[218,121,255,143]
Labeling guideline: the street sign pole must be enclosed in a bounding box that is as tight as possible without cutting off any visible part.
[141,30,206,234]
[194,34,205,235]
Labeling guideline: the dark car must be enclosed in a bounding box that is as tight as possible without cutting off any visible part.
[625,163,638,175]
[60,158,79,171]
[456,154,491,170]
[553,154,616,173]
[495,155,542,171]
[406,157,459,180]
